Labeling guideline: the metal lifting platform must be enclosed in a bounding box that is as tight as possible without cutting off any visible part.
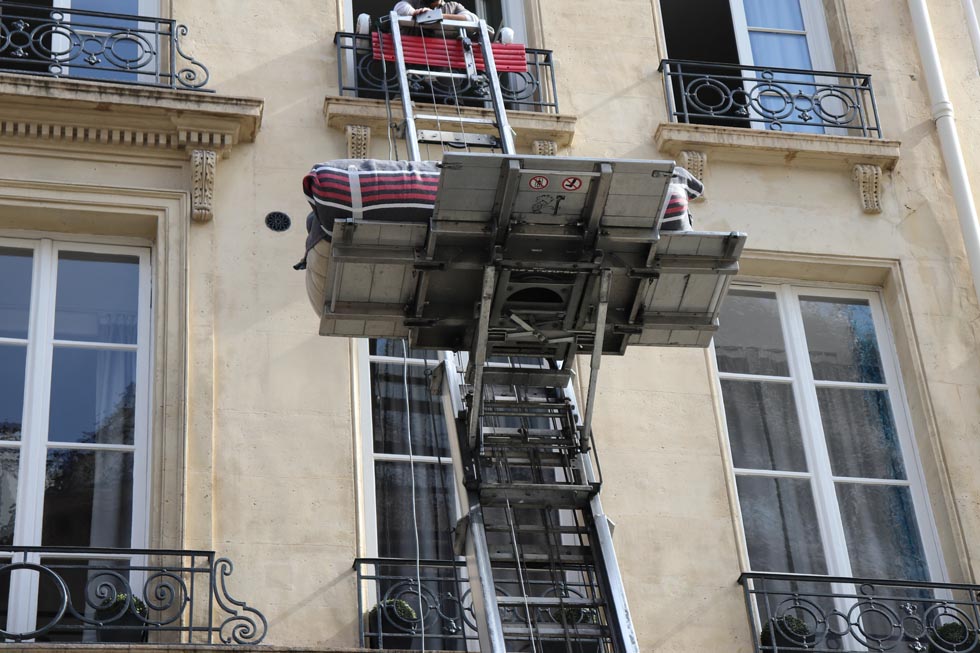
[304,11,746,653]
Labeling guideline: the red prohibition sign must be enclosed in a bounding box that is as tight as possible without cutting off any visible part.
[561,176,583,191]
[528,175,549,190]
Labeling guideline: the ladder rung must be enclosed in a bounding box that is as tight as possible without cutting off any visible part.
[482,367,573,387]
[417,130,499,148]
[406,68,473,80]
[415,113,498,125]
[496,596,596,607]
[502,624,606,638]
[479,483,597,508]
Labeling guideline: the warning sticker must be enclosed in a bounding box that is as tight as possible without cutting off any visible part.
[528,175,550,190]
[561,176,584,191]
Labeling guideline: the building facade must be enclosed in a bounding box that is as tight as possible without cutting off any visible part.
[1,0,980,651]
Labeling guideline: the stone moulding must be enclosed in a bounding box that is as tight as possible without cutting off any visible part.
[346,124,371,159]
[655,123,900,213]
[0,73,264,222]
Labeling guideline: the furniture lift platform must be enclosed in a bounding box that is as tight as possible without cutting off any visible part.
[315,152,746,356]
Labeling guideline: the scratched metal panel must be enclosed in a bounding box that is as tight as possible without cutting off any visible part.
[678,274,722,313]
[335,262,376,303]
[369,264,411,304]
[646,274,687,312]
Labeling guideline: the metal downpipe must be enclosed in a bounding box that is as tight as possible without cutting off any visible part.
[907,0,980,310]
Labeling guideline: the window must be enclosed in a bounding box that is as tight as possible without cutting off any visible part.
[348,0,526,39]
[714,284,942,583]
[0,237,151,641]
[659,0,837,132]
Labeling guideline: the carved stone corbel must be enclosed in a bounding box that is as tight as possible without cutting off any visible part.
[852,163,883,214]
[191,149,217,222]
[532,140,558,156]
[346,124,371,159]
[679,150,707,200]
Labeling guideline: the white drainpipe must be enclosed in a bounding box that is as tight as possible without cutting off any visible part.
[907,0,980,309]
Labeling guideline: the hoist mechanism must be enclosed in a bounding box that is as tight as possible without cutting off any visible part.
[301,10,746,653]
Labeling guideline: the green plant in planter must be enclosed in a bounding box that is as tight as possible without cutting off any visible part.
[929,622,978,653]
[366,598,419,650]
[94,593,149,644]
[760,615,815,650]
[544,606,601,653]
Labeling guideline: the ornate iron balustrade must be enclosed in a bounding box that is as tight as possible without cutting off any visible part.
[659,59,882,137]
[356,557,611,651]
[335,31,559,114]
[0,1,209,90]
[0,546,266,644]
[740,572,980,652]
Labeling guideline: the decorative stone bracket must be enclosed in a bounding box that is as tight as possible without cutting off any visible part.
[191,149,218,222]
[346,125,371,159]
[532,140,558,156]
[852,163,883,214]
[678,150,707,200]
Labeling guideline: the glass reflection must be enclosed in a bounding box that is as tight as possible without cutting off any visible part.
[715,292,790,376]
[37,558,132,643]
[42,450,133,548]
[0,449,18,546]
[722,380,807,472]
[818,388,905,480]
[0,345,27,441]
[48,348,136,445]
[737,475,827,574]
[0,247,33,340]
[375,461,455,560]
[55,252,139,345]
[370,361,449,458]
[800,297,885,383]
[836,483,929,582]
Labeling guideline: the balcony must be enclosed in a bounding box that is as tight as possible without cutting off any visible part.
[356,558,612,652]
[0,1,209,90]
[659,59,881,137]
[0,546,266,644]
[740,572,980,652]
[333,31,559,114]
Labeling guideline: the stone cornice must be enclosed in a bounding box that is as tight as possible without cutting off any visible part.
[654,122,901,171]
[0,73,264,155]
[324,95,576,152]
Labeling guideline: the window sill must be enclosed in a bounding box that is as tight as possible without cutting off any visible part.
[0,72,264,154]
[324,95,577,156]
[654,122,901,171]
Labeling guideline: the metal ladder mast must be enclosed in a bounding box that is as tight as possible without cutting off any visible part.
[388,12,639,653]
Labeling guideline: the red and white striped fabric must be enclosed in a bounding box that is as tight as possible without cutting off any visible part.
[662,166,704,232]
[371,32,528,73]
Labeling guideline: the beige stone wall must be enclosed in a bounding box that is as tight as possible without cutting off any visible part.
[2,0,980,650]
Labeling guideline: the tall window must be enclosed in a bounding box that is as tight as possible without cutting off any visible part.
[0,237,151,640]
[714,284,941,582]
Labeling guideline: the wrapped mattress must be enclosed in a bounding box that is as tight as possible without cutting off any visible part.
[299,159,441,316]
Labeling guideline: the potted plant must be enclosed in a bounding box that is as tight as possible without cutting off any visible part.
[760,615,815,651]
[366,598,419,650]
[94,593,149,643]
[541,606,602,653]
[929,622,978,653]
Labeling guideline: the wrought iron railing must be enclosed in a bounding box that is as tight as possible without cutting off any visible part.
[356,557,611,651]
[0,546,266,644]
[740,572,980,652]
[659,59,882,137]
[0,1,209,90]
[334,31,559,113]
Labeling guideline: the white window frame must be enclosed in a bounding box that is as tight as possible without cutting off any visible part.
[715,281,946,584]
[343,0,526,39]
[0,236,152,639]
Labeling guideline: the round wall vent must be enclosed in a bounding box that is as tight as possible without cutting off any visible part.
[265,211,291,232]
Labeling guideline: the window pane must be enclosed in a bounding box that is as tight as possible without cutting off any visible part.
[42,450,133,547]
[736,476,828,574]
[0,247,33,339]
[715,291,789,376]
[370,362,449,458]
[836,483,929,581]
[55,252,139,344]
[48,348,137,445]
[0,345,27,441]
[800,297,885,383]
[0,556,8,633]
[818,388,906,480]
[0,449,18,546]
[375,461,456,560]
[748,31,813,70]
[744,0,805,30]
[722,380,807,472]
